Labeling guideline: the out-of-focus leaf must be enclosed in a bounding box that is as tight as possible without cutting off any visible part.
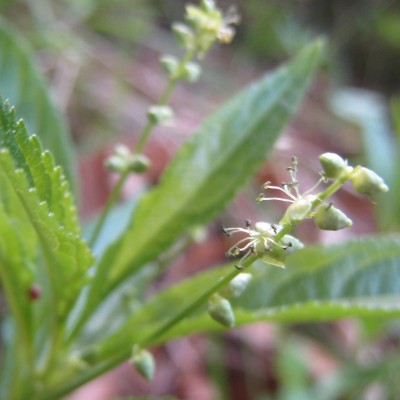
[0,19,76,188]
[86,40,323,312]
[330,88,398,228]
[93,236,400,362]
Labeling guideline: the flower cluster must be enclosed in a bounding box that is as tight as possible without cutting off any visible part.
[223,153,389,270]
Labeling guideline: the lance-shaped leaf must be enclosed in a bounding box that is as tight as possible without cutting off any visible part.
[43,236,400,399]
[89,40,323,309]
[92,236,400,361]
[0,19,76,188]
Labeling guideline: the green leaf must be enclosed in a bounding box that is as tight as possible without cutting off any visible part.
[0,19,76,188]
[90,40,323,304]
[48,235,400,398]
[92,236,400,360]
[0,100,94,324]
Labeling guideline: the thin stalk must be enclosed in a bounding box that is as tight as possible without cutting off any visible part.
[39,256,257,400]
[89,47,196,248]
[88,169,130,247]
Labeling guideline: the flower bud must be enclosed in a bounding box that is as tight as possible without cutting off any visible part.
[105,144,132,172]
[147,105,174,125]
[220,273,252,299]
[182,62,202,82]
[350,167,389,196]
[160,55,179,79]
[314,204,352,231]
[172,22,194,49]
[281,195,315,224]
[130,346,155,381]
[201,0,217,13]
[128,154,150,173]
[208,294,235,327]
[319,153,347,179]
[281,234,304,255]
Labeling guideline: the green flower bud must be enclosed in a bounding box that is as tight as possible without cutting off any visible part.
[182,62,202,82]
[201,0,217,13]
[220,273,252,299]
[147,105,174,125]
[185,5,209,30]
[259,245,286,268]
[281,195,315,224]
[128,154,150,173]
[314,204,352,231]
[105,145,131,173]
[281,234,304,255]
[160,55,179,79]
[350,167,389,196]
[319,152,347,179]
[208,294,235,327]
[130,346,155,381]
[172,22,194,49]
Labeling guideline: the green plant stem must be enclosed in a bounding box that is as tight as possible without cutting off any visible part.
[88,48,196,248]
[41,257,257,400]
[88,169,130,247]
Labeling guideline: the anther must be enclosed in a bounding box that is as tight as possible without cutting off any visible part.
[221,225,231,237]
[245,219,251,228]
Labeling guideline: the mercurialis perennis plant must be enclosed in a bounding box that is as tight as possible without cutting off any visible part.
[0,0,397,398]
[222,154,388,270]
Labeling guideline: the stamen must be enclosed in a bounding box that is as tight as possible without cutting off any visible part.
[304,177,324,195]
[221,225,231,237]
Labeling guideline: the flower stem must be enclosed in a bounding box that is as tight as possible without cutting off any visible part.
[89,48,196,248]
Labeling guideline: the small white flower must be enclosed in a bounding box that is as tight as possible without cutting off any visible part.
[222,220,287,269]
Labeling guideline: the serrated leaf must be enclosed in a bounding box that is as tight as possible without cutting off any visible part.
[0,19,76,188]
[0,100,94,320]
[89,41,323,309]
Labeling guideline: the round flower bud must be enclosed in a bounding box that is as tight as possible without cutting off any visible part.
[147,105,174,125]
[281,234,304,255]
[181,62,202,82]
[281,195,315,224]
[172,22,194,49]
[260,245,286,268]
[350,167,389,196]
[128,154,150,173]
[314,204,352,231]
[220,273,252,299]
[130,346,155,381]
[208,294,235,327]
[319,153,347,179]
[105,154,127,173]
[160,55,179,79]
[201,0,217,13]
